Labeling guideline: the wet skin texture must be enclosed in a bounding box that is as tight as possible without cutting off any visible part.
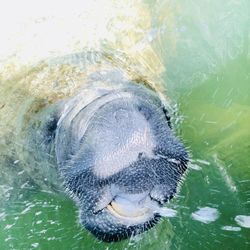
[55,82,188,242]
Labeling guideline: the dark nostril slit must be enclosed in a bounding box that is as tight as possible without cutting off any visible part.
[138,152,143,159]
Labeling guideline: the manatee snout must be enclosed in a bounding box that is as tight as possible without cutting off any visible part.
[55,83,188,242]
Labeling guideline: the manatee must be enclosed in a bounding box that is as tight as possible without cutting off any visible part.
[0,53,188,242]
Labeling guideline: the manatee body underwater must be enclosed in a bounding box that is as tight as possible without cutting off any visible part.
[0,55,188,242]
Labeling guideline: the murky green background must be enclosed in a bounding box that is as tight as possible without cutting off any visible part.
[0,0,250,249]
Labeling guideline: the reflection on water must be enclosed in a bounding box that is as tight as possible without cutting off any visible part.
[0,0,250,249]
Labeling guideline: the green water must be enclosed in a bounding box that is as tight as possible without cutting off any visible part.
[1,0,250,249]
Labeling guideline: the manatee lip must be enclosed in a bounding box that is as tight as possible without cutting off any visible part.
[95,190,166,223]
[107,202,151,221]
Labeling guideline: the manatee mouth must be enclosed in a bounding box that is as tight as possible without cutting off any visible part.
[81,188,178,242]
[106,193,153,223]
[96,189,176,224]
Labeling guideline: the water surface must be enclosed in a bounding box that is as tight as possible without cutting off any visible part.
[0,0,249,249]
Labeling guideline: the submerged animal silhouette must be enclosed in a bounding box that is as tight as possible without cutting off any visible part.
[0,56,188,242]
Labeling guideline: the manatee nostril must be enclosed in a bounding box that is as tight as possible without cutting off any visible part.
[138,152,146,160]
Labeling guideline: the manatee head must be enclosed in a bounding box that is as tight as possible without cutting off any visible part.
[55,83,188,242]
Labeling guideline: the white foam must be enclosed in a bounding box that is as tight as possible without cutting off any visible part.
[191,207,219,224]
[147,202,177,218]
[31,243,39,248]
[196,159,210,165]
[189,163,202,171]
[4,224,14,230]
[0,212,6,220]
[156,207,177,218]
[235,215,250,228]
[213,155,237,192]
[221,226,241,232]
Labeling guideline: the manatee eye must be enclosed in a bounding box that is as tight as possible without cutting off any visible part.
[137,105,152,120]
[43,114,59,144]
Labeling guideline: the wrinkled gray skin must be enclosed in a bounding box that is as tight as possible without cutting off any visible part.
[53,70,188,242]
